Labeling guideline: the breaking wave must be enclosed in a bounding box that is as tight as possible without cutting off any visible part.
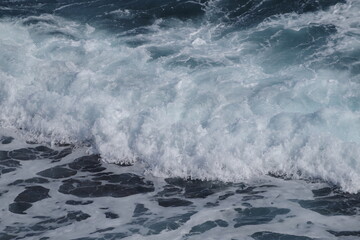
[1,0,360,191]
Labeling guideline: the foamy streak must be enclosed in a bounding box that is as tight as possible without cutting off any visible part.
[0,1,360,191]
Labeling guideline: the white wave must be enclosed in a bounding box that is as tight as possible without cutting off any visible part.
[0,0,360,192]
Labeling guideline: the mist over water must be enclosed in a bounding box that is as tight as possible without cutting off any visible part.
[0,0,360,191]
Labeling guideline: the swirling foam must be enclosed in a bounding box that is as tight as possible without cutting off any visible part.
[0,0,359,191]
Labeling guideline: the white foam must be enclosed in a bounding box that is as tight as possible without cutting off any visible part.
[0,0,360,192]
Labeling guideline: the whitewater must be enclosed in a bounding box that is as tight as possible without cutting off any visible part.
[1,1,360,239]
[0,0,359,193]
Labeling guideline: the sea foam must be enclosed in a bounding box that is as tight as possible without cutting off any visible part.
[0,0,359,191]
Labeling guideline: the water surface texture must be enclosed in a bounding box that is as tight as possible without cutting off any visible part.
[1,131,360,240]
[1,0,360,239]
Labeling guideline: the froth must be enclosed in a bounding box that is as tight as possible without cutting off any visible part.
[0,1,360,192]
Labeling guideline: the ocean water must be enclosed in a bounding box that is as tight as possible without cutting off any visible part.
[0,0,360,239]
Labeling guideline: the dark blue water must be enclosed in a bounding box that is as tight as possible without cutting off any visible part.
[0,0,347,35]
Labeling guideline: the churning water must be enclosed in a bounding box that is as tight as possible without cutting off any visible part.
[0,1,360,239]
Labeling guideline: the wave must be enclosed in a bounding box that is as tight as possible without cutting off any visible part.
[0,0,360,192]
